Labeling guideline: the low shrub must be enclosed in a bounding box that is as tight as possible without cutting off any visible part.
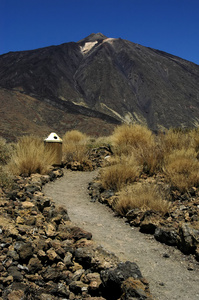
[164,148,199,192]
[160,128,192,155]
[110,124,160,174]
[189,128,199,152]
[8,135,56,176]
[111,123,155,155]
[62,130,89,163]
[0,137,13,165]
[86,136,112,149]
[113,183,170,216]
[133,141,163,175]
[0,166,14,190]
[99,154,141,191]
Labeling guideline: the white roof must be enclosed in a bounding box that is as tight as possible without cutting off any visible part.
[44,132,62,143]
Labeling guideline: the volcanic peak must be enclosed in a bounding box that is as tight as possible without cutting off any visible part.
[78,32,108,44]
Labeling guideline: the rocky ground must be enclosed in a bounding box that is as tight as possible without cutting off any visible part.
[1,145,199,299]
[0,168,152,300]
[44,168,199,300]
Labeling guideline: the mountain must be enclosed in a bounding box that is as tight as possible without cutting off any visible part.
[0,33,199,140]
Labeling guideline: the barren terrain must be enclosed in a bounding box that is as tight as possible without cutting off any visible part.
[44,169,199,300]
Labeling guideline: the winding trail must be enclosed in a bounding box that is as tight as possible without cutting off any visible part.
[43,169,199,300]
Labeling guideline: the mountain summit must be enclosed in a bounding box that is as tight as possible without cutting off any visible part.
[78,32,108,43]
[0,33,199,139]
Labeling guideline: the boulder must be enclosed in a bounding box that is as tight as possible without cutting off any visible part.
[121,277,153,299]
[179,223,199,254]
[100,261,143,299]
[154,227,179,246]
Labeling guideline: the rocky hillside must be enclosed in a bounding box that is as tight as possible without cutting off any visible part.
[0,32,199,139]
[0,87,118,142]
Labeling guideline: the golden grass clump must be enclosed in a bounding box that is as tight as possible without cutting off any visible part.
[0,166,14,189]
[62,130,89,163]
[160,128,193,155]
[113,183,170,216]
[111,124,161,174]
[0,137,13,165]
[164,148,199,192]
[8,136,56,176]
[99,154,141,191]
[189,128,199,152]
[111,124,154,154]
[87,136,112,149]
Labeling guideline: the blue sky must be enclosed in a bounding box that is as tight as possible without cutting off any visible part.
[1,0,199,65]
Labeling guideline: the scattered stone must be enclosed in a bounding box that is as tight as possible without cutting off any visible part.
[163,253,170,258]
[70,226,92,241]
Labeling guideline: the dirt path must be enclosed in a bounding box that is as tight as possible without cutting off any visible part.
[43,169,199,300]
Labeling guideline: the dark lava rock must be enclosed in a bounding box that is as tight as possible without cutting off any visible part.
[7,266,23,282]
[70,226,92,241]
[27,257,43,274]
[154,227,179,246]
[179,223,199,254]
[100,261,143,299]
[121,277,153,300]
[14,241,34,261]
[74,247,93,269]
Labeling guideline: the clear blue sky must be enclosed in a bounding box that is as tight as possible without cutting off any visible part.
[1,0,199,65]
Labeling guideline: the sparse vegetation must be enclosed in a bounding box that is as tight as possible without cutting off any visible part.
[100,154,141,191]
[0,137,13,165]
[163,148,199,192]
[111,124,162,174]
[113,183,170,216]
[1,123,199,216]
[87,136,112,149]
[111,123,155,155]
[62,130,89,163]
[0,138,15,189]
[8,135,56,176]
[94,124,199,219]
[0,166,14,190]
[160,128,193,155]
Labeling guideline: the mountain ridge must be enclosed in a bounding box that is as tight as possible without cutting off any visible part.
[0,33,199,140]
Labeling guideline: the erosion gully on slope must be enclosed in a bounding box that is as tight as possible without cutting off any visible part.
[43,169,199,300]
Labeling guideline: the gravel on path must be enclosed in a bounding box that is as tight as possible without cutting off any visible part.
[43,169,199,300]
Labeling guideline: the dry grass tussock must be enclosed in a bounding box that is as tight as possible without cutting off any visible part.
[0,137,15,189]
[0,137,13,165]
[87,136,112,149]
[0,166,14,189]
[164,148,199,192]
[111,124,155,155]
[100,154,141,191]
[8,136,56,176]
[160,128,193,155]
[110,124,161,174]
[189,128,199,152]
[62,130,89,163]
[113,183,171,216]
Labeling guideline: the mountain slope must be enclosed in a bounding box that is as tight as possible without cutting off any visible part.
[0,33,199,137]
[0,87,118,141]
